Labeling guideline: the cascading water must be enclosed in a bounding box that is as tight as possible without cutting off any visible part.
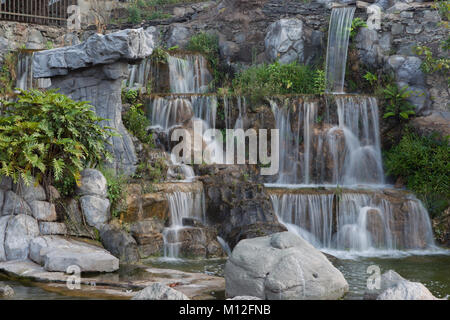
[269,96,384,186]
[325,7,355,93]
[163,191,206,259]
[270,190,437,257]
[16,51,51,91]
[168,54,212,94]
[126,58,152,89]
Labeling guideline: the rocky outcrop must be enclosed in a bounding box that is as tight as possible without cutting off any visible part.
[32,29,155,174]
[264,18,323,65]
[99,224,140,263]
[375,270,438,300]
[29,236,119,272]
[132,282,189,300]
[199,165,286,249]
[225,232,349,300]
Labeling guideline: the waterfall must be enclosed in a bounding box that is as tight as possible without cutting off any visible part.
[126,58,152,89]
[269,96,384,186]
[270,191,436,256]
[163,191,206,259]
[16,51,51,91]
[168,54,212,93]
[325,7,355,93]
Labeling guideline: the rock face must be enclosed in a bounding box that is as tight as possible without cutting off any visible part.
[2,191,32,216]
[32,29,155,174]
[29,236,119,272]
[29,201,57,222]
[132,282,190,300]
[4,214,40,260]
[265,18,323,65]
[0,215,11,261]
[225,232,349,300]
[99,224,140,263]
[79,196,111,228]
[375,270,438,300]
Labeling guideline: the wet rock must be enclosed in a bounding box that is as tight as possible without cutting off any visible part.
[76,169,107,198]
[39,222,67,235]
[0,285,14,297]
[2,191,32,216]
[30,201,57,222]
[225,232,349,300]
[375,270,438,300]
[99,224,139,263]
[166,24,191,49]
[79,196,110,228]
[4,214,39,260]
[132,282,189,300]
[29,235,119,272]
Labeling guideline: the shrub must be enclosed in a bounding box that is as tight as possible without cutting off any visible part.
[382,84,416,121]
[232,61,320,100]
[99,167,127,219]
[0,89,115,188]
[384,131,449,218]
[122,104,154,146]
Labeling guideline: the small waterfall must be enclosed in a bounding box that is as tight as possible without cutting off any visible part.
[168,54,212,93]
[163,191,206,259]
[269,96,384,186]
[16,51,51,91]
[325,7,355,93]
[270,191,436,255]
[126,58,152,89]
[222,96,247,130]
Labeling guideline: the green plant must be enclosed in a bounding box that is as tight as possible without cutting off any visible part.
[122,104,154,146]
[0,89,115,189]
[232,61,319,100]
[0,52,17,97]
[134,158,167,182]
[382,84,416,120]
[350,17,367,39]
[186,32,221,88]
[312,69,326,94]
[99,167,127,218]
[123,89,139,104]
[384,131,449,218]
[363,71,378,86]
[151,47,169,64]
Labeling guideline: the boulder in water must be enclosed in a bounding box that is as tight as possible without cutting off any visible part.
[225,232,349,300]
[99,224,140,263]
[132,282,189,300]
[0,285,14,297]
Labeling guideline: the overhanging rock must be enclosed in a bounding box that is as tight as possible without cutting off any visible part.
[33,29,155,175]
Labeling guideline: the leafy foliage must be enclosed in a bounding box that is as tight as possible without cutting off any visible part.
[186,32,221,88]
[0,52,17,97]
[384,131,449,218]
[382,84,416,121]
[99,167,127,219]
[127,0,171,24]
[0,90,115,188]
[232,61,323,100]
[350,17,367,39]
[123,104,154,146]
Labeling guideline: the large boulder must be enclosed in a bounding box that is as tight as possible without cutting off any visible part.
[79,196,111,228]
[29,236,119,272]
[29,201,57,222]
[0,215,12,261]
[99,224,139,263]
[4,214,39,260]
[225,232,349,300]
[376,270,438,300]
[2,191,32,216]
[76,169,107,198]
[132,283,189,300]
[264,18,323,65]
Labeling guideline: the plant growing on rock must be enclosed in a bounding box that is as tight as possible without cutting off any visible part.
[123,104,154,146]
[0,89,115,189]
[382,84,416,121]
[349,17,367,40]
[99,167,127,219]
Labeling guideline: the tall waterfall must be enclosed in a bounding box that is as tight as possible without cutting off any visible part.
[270,96,384,186]
[163,191,206,259]
[270,191,436,255]
[325,7,355,93]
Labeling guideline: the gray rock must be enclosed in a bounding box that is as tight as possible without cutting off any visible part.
[26,30,45,49]
[13,179,46,204]
[39,222,67,235]
[0,215,12,261]
[227,296,262,300]
[225,232,349,300]
[376,270,438,300]
[33,28,154,78]
[391,23,404,35]
[63,33,80,46]
[0,176,12,191]
[79,196,110,228]
[76,169,107,198]
[0,285,14,297]
[166,24,191,49]
[99,224,139,263]
[4,214,39,260]
[2,191,32,216]
[30,201,57,222]
[132,283,189,300]
[29,235,119,272]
